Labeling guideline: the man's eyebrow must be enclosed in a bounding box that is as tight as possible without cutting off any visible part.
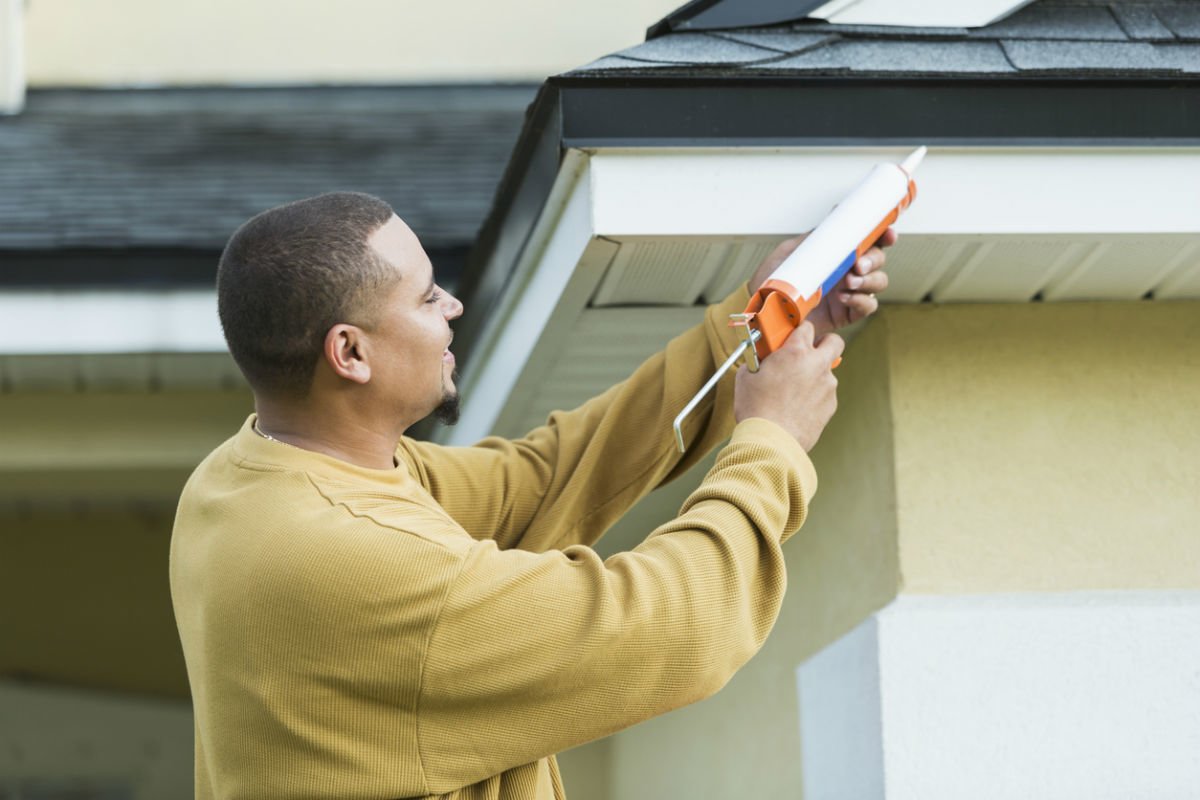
[423,274,436,297]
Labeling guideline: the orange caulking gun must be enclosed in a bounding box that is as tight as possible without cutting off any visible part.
[672,146,927,453]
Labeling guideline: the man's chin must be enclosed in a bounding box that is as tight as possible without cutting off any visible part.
[433,390,460,426]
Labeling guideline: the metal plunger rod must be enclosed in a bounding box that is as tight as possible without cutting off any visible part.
[672,330,761,454]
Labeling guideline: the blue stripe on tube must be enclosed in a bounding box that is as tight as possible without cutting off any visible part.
[820,250,859,299]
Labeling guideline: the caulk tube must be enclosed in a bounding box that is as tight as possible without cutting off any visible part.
[673,147,926,453]
[739,147,924,364]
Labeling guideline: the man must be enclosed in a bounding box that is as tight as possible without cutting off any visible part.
[170,191,892,799]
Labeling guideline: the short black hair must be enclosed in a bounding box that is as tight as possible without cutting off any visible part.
[217,192,397,397]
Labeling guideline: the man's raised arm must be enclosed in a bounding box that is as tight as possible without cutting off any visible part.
[399,233,892,553]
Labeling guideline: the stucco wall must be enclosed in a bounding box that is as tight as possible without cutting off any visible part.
[889,301,1200,593]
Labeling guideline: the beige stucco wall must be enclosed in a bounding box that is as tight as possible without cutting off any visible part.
[24,0,680,86]
[890,301,1200,593]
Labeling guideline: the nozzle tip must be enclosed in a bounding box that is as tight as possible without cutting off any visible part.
[900,146,927,176]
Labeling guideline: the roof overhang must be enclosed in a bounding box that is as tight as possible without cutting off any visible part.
[452,75,1200,365]
[444,142,1200,446]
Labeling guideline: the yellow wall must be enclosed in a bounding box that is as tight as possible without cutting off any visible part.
[557,738,613,800]
[1,509,189,697]
[890,301,1200,593]
[1,390,253,696]
[24,0,681,86]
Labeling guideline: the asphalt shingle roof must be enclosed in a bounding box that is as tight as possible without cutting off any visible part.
[572,0,1200,77]
[0,86,535,250]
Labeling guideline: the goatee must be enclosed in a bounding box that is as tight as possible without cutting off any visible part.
[434,369,461,426]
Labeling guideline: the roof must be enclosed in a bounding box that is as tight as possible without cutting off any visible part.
[579,0,1200,77]
[0,86,535,253]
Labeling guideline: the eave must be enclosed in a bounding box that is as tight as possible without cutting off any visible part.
[443,73,1200,446]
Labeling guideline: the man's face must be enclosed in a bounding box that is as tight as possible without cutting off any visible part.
[366,216,464,425]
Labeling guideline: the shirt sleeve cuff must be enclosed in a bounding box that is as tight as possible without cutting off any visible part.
[730,416,819,521]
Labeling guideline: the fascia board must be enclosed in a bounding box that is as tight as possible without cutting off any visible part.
[586,147,1200,238]
[443,150,603,446]
[0,289,224,354]
[556,80,1200,148]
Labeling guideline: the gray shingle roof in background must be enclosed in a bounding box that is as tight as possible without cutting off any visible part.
[573,0,1200,77]
[1112,4,1180,39]
[0,86,536,250]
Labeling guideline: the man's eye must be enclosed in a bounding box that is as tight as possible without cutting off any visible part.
[426,291,442,304]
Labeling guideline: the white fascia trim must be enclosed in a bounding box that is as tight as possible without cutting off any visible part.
[0,289,226,354]
[587,146,1200,238]
[442,149,594,446]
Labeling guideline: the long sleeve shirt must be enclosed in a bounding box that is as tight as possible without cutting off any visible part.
[169,287,818,800]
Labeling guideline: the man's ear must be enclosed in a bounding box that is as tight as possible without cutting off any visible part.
[323,324,372,385]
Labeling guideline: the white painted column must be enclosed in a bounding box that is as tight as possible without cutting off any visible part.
[797,593,1200,800]
[1,0,24,114]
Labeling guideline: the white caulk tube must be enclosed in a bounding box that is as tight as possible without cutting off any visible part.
[672,146,927,453]
[771,146,925,302]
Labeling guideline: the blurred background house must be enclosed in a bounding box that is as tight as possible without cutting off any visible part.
[2,0,1199,798]
[0,1,678,796]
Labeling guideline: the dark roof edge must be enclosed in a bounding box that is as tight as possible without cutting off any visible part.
[0,244,473,290]
[555,75,1200,146]
[447,83,564,377]
[449,73,1200,398]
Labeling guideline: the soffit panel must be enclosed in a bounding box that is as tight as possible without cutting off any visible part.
[507,306,704,438]
[586,234,1200,308]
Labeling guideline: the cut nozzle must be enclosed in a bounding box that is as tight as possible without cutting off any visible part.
[900,146,927,176]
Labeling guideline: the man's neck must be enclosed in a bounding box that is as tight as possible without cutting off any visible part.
[254,399,404,470]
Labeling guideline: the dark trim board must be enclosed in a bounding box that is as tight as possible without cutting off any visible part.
[0,249,220,288]
[0,246,472,290]
[557,77,1200,146]
[453,85,565,370]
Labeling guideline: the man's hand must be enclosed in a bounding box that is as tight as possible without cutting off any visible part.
[734,322,844,452]
[748,228,896,339]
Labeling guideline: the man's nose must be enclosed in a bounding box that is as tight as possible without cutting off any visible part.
[443,293,464,320]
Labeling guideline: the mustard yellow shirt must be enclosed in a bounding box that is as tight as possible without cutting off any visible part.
[170,288,818,799]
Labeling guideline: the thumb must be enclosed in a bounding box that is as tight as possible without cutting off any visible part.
[817,332,845,366]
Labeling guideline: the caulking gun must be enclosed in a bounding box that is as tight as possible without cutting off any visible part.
[672,146,927,453]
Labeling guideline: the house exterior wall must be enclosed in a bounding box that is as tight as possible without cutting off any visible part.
[889,301,1200,594]
[596,299,1200,798]
[24,0,680,86]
